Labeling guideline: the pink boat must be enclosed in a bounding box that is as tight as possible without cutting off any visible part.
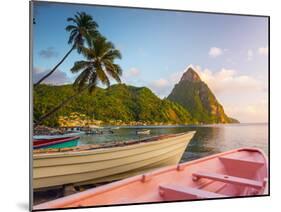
[34,147,268,210]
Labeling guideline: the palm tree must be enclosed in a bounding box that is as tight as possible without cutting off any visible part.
[72,36,122,92]
[34,36,122,126]
[34,12,99,87]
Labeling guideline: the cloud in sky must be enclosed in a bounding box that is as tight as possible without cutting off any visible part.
[258,47,268,56]
[148,78,170,97]
[195,66,266,95]
[137,47,148,57]
[39,47,59,59]
[122,67,145,86]
[209,47,223,58]
[33,67,72,85]
[151,79,169,87]
[147,68,188,98]
[247,49,253,61]
[224,99,268,123]
[126,67,140,77]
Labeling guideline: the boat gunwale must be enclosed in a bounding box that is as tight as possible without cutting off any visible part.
[33,132,196,158]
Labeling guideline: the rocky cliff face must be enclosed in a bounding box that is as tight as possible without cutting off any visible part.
[180,68,201,82]
[167,67,239,124]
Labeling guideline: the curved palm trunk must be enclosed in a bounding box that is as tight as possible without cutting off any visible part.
[34,85,90,127]
[34,45,76,87]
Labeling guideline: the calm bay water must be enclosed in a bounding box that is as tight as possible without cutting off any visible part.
[79,123,268,163]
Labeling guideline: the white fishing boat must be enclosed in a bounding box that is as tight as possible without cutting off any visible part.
[136,129,150,135]
[110,126,120,130]
[33,131,196,190]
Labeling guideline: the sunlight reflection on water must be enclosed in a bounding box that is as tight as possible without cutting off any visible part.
[78,123,268,162]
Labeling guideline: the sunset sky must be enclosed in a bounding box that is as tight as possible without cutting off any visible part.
[33,2,269,123]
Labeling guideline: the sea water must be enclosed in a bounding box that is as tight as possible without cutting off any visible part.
[79,123,268,162]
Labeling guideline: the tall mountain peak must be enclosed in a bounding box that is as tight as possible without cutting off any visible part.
[167,65,239,124]
[180,67,201,82]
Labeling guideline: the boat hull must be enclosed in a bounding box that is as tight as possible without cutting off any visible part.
[33,132,83,140]
[33,132,195,190]
[136,130,150,135]
[33,136,80,149]
[34,147,268,210]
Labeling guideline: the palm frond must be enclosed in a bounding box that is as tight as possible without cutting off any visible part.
[68,30,78,44]
[74,14,80,23]
[106,69,122,83]
[95,66,110,87]
[71,61,92,73]
[102,49,122,61]
[85,30,100,47]
[104,62,122,83]
[80,47,96,60]
[113,64,123,75]
[66,17,78,25]
[65,25,77,31]
[73,67,92,91]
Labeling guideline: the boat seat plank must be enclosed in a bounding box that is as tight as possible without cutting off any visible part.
[219,156,265,167]
[192,172,263,189]
[159,184,226,200]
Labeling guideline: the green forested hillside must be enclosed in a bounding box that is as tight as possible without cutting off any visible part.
[34,84,193,127]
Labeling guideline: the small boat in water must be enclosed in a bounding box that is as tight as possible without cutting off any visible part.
[33,136,80,149]
[33,132,83,140]
[33,132,195,190]
[110,126,120,130]
[34,147,268,209]
[136,129,150,135]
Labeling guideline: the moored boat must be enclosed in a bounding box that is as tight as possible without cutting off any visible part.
[33,136,80,149]
[34,147,268,209]
[33,131,195,190]
[110,126,120,130]
[33,132,83,140]
[136,129,150,135]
